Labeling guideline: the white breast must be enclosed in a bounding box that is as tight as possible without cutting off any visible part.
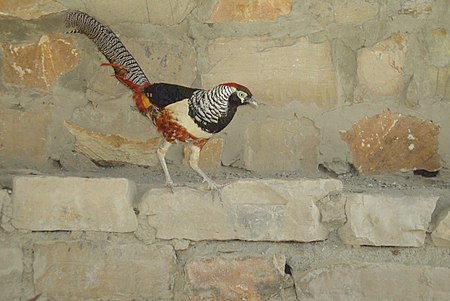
[165,99,213,139]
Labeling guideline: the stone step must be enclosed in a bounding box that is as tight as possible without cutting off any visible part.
[11,176,138,232]
[5,175,447,247]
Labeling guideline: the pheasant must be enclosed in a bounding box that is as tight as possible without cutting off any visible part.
[65,11,257,190]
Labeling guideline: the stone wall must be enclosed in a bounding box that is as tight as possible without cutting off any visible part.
[1,176,450,300]
[1,0,450,300]
[0,0,449,174]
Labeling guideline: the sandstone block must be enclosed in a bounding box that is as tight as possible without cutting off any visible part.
[0,247,23,300]
[64,120,161,167]
[426,29,450,67]
[0,0,65,19]
[0,190,14,232]
[33,242,176,300]
[138,179,342,242]
[432,208,450,248]
[12,176,138,232]
[243,118,319,172]
[310,0,378,26]
[208,0,292,23]
[0,109,51,169]
[185,255,285,300]
[340,109,441,174]
[294,262,450,301]
[338,192,438,247]
[2,33,79,90]
[355,32,408,100]
[398,0,433,17]
[202,37,337,108]
[85,0,195,25]
[183,138,224,170]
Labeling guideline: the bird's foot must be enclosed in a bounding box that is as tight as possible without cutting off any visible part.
[203,178,223,202]
[165,179,175,193]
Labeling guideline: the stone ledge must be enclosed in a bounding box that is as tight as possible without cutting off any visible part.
[338,192,438,247]
[12,176,137,232]
[138,178,343,242]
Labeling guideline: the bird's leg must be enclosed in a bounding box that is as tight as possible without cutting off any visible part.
[157,140,174,189]
[189,144,219,190]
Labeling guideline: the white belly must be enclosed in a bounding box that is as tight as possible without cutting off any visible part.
[165,99,213,139]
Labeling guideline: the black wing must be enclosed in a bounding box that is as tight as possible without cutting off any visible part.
[65,10,149,86]
[143,83,198,108]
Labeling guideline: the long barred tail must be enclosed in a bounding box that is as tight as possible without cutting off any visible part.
[65,10,150,87]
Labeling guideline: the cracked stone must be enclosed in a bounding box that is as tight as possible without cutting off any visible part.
[64,120,161,167]
[2,33,79,90]
[340,108,441,174]
[355,32,409,100]
[208,0,292,23]
[432,208,450,248]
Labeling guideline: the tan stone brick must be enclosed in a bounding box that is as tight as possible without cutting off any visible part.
[295,263,450,300]
[2,33,79,90]
[202,37,337,108]
[85,0,196,25]
[208,0,292,23]
[0,0,65,19]
[0,108,51,169]
[33,242,176,300]
[355,32,408,100]
[183,138,224,170]
[340,109,441,174]
[138,179,342,242]
[338,192,438,247]
[12,176,138,232]
[398,0,433,17]
[0,247,23,300]
[244,118,319,172]
[64,120,161,167]
[427,28,450,67]
[310,0,378,26]
[432,208,450,248]
[185,255,285,301]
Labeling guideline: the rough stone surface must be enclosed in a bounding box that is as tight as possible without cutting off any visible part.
[294,262,450,301]
[185,255,286,300]
[85,0,195,25]
[12,176,138,232]
[427,28,450,67]
[208,0,292,23]
[138,179,342,242]
[0,109,51,169]
[338,192,438,247]
[432,208,450,248]
[183,138,224,170]
[243,118,319,172]
[202,37,337,108]
[340,109,441,174]
[432,67,450,101]
[33,242,176,300]
[64,120,161,167]
[355,32,409,100]
[310,0,378,26]
[398,0,433,17]
[2,33,79,90]
[0,190,14,232]
[0,247,23,300]
[0,0,65,19]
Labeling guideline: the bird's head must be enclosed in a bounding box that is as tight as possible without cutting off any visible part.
[221,83,258,108]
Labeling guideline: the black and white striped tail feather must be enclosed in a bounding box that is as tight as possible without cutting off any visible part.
[65,10,149,86]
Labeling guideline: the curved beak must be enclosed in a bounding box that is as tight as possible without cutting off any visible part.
[245,97,258,107]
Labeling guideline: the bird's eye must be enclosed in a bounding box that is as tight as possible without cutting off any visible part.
[237,91,247,101]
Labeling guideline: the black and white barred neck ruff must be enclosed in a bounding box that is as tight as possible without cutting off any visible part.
[65,10,149,86]
[188,85,237,134]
